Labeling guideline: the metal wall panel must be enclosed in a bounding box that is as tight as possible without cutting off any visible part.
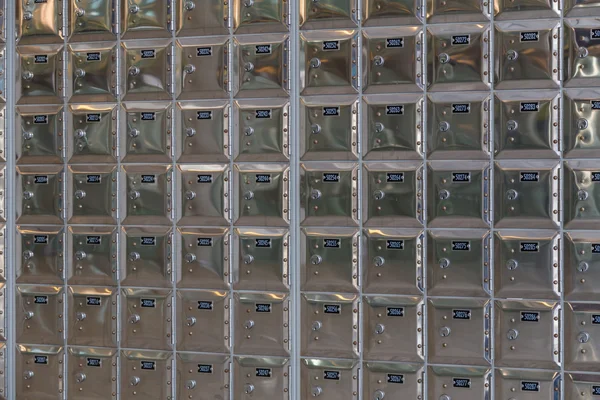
[6,0,600,399]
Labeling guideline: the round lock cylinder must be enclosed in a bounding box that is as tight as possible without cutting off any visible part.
[75,129,87,139]
[75,190,86,200]
[507,328,519,340]
[507,120,518,131]
[440,395,451,400]
[311,189,322,200]
[244,191,255,200]
[129,314,141,324]
[374,390,385,400]
[185,127,196,137]
[129,190,140,200]
[439,326,451,337]
[373,256,385,267]
[185,0,196,10]
[23,131,34,140]
[439,121,450,132]
[244,254,254,264]
[129,4,140,13]
[130,376,141,386]
[311,124,321,134]
[23,11,33,21]
[75,69,86,78]
[244,62,255,72]
[75,372,86,383]
[186,316,196,327]
[185,190,196,200]
[578,190,589,201]
[129,66,140,76]
[506,189,518,200]
[375,323,385,334]
[245,0,255,6]
[245,384,255,394]
[184,253,196,263]
[578,261,589,272]
[186,380,197,390]
[310,58,321,68]
[23,250,34,260]
[375,122,385,133]
[23,371,34,380]
[438,53,450,64]
[312,321,322,331]
[184,64,196,74]
[578,331,590,343]
[578,118,589,130]
[76,312,87,321]
[506,49,518,61]
[23,191,34,200]
[75,8,85,17]
[438,189,450,200]
[373,190,385,200]
[22,71,34,81]
[25,311,35,320]
[75,250,87,261]
[439,258,450,269]
[245,126,254,136]
[129,128,140,138]
[373,55,385,66]
[506,259,518,270]
[312,386,323,396]
[244,320,255,329]
[579,47,589,58]
[129,252,141,262]
[310,254,322,265]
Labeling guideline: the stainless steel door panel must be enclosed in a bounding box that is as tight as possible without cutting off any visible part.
[363,296,423,362]
[428,298,491,366]
[17,105,64,165]
[427,92,490,160]
[17,0,62,44]
[493,160,560,229]
[17,44,63,104]
[494,21,560,89]
[121,101,172,163]
[175,37,229,100]
[362,27,423,93]
[427,24,490,91]
[494,0,559,20]
[176,100,230,163]
[177,164,230,226]
[300,162,358,226]
[428,366,491,400]
[427,161,490,228]
[233,34,289,97]
[564,89,600,158]
[427,229,490,297]
[427,0,491,23]
[565,0,600,17]
[68,104,118,164]
[120,351,172,400]
[67,42,117,102]
[121,288,173,350]
[17,165,64,225]
[299,0,358,29]
[565,302,600,372]
[233,163,289,226]
[301,293,359,358]
[233,0,289,33]
[176,353,230,400]
[16,345,63,400]
[234,292,290,356]
[234,99,290,162]
[67,165,117,225]
[300,30,358,95]
[67,286,117,347]
[363,362,424,400]
[564,231,600,301]
[121,0,171,39]
[300,95,358,161]
[120,164,173,226]
[233,228,289,291]
[301,228,359,292]
[176,227,230,290]
[68,226,118,286]
[362,0,422,26]
[121,39,172,101]
[67,347,117,400]
[362,228,424,295]
[175,0,229,36]
[494,230,560,300]
[17,226,64,285]
[564,161,600,229]
[16,285,63,345]
[176,289,229,353]
[68,0,115,41]
[564,19,600,87]
[363,161,423,227]
[565,373,600,400]
[362,93,423,160]
[121,226,172,287]
[495,300,560,369]
[494,90,560,159]
[495,369,560,400]
[234,357,289,400]
[301,359,358,400]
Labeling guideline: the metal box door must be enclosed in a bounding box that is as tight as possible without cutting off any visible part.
[428,366,491,400]
[121,164,173,226]
[234,357,289,400]
[67,286,117,347]
[175,0,229,36]
[364,362,423,399]
[564,161,600,229]
[121,227,172,287]
[565,373,600,400]
[176,354,230,400]
[121,39,172,101]
[67,165,118,225]
[564,89,600,158]
[67,42,117,102]
[17,226,64,285]
[565,302,600,372]
[17,0,62,44]
[17,165,64,225]
[121,288,173,351]
[299,0,358,29]
[564,231,600,301]
[68,104,118,164]
[67,347,117,400]
[495,369,560,400]
[120,351,172,400]
[17,44,64,104]
[68,226,118,286]
[120,102,172,163]
[301,359,358,400]
[16,105,64,165]
[427,0,490,22]
[16,285,64,345]
[232,0,289,33]
[362,0,422,26]
[16,345,63,400]
[121,0,171,39]
[68,0,115,40]
[177,164,230,226]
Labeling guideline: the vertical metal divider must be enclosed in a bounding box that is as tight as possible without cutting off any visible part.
[558,5,565,399]
[489,4,496,400]
[170,0,178,397]
[290,0,300,398]
[61,1,69,398]
[5,0,15,398]
[227,4,235,398]
[115,1,123,397]
[356,0,364,396]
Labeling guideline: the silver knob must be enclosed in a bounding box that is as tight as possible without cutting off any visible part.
[75,189,86,200]
[507,328,519,340]
[373,189,385,200]
[244,62,254,72]
[311,189,322,200]
[23,131,34,140]
[23,191,34,200]
[439,258,451,269]
[578,331,590,343]
[310,58,321,68]
[507,120,518,131]
[507,49,518,61]
[310,255,322,265]
[129,4,140,14]
[438,53,450,64]
[245,126,254,136]
[374,390,385,400]
[245,383,255,394]
[129,66,140,76]
[22,71,34,81]
[75,251,87,261]
[75,68,86,78]
[439,121,450,132]
[23,250,34,260]
[184,64,196,74]
[24,311,35,320]
[244,319,255,329]
[186,316,196,326]
[506,259,518,270]
[312,386,323,396]
[506,189,518,200]
[579,47,589,58]
[23,11,33,21]
[244,0,255,5]
[185,190,196,200]
[75,129,87,139]
[129,314,141,324]
[244,254,254,264]
[184,253,196,263]
[439,189,450,200]
[186,379,197,390]
[129,252,140,262]
[244,191,254,200]
[76,311,87,321]
[129,190,140,200]
[75,8,85,17]
[439,326,451,337]
[440,395,451,400]
[311,124,321,134]
[23,370,34,380]
[184,0,196,10]
[578,190,589,201]
[375,122,385,133]
[373,256,385,267]
[185,127,196,137]
[130,376,141,386]
[312,321,322,331]
[75,372,86,383]
[373,55,385,66]
[578,261,589,272]
[578,118,589,130]
[129,128,140,138]
[375,323,385,334]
